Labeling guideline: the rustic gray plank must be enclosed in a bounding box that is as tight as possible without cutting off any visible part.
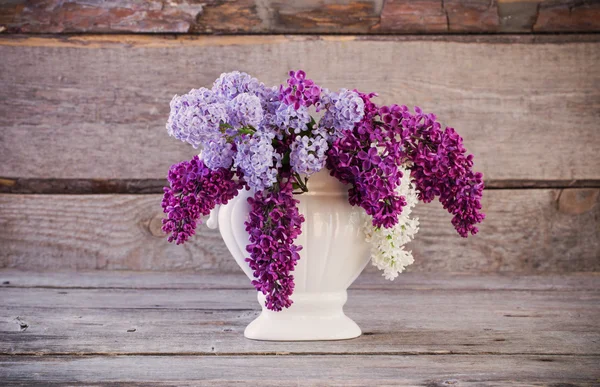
[1,0,598,34]
[2,286,597,316]
[0,272,598,384]
[1,35,599,181]
[0,355,598,386]
[2,270,598,291]
[1,287,599,355]
[0,272,598,356]
[1,189,598,272]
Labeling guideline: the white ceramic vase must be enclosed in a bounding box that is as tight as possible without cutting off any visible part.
[207,170,371,341]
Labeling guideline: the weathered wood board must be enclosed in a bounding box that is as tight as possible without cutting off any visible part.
[1,189,598,272]
[1,35,599,181]
[0,271,598,385]
[1,0,598,34]
[1,274,599,356]
[2,354,598,386]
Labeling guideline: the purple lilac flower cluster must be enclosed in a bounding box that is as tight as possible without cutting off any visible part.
[202,137,235,170]
[279,70,321,109]
[290,129,329,176]
[326,92,407,228]
[161,156,243,244]
[166,88,226,148]
[162,69,485,310]
[233,131,281,192]
[318,88,366,136]
[244,178,305,311]
[397,106,485,237]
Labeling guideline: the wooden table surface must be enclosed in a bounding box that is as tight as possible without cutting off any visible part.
[0,270,598,386]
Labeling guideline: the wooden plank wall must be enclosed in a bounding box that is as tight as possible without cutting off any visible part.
[1,1,599,33]
[0,2,598,273]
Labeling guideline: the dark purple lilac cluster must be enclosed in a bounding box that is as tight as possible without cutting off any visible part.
[327,97,485,236]
[397,106,485,237]
[244,179,305,311]
[161,156,243,244]
[326,92,407,229]
[279,70,321,109]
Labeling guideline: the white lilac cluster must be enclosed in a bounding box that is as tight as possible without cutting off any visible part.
[319,88,365,136]
[364,166,420,280]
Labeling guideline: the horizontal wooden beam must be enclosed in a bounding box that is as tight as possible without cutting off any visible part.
[1,35,599,181]
[1,0,599,34]
[3,354,599,385]
[1,189,598,272]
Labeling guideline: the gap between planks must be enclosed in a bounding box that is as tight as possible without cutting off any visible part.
[2,271,599,291]
[0,354,600,358]
[0,177,600,195]
[1,179,600,194]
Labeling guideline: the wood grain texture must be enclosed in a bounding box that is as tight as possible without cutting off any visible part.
[0,272,598,385]
[1,35,599,181]
[1,189,598,272]
[1,0,599,34]
[1,273,598,356]
[1,355,598,386]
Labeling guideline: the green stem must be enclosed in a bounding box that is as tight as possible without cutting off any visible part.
[292,173,309,193]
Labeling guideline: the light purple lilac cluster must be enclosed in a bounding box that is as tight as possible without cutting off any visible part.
[166,88,226,148]
[161,156,243,244]
[290,129,329,176]
[245,178,304,311]
[162,70,485,310]
[318,88,366,136]
[233,131,281,192]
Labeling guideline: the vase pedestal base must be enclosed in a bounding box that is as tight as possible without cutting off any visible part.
[244,291,362,341]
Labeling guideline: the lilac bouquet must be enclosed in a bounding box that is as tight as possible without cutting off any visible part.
[161,71,485,311]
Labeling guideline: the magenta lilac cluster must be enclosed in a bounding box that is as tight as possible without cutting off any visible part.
[245,178,304,311]
[162,70,485,310]
[161,156,242,244]
[279,70,321,109]
[399,107,485,236]
[327,92,407,228]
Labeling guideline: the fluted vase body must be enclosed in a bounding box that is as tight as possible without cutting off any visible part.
[210,170,371,341]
